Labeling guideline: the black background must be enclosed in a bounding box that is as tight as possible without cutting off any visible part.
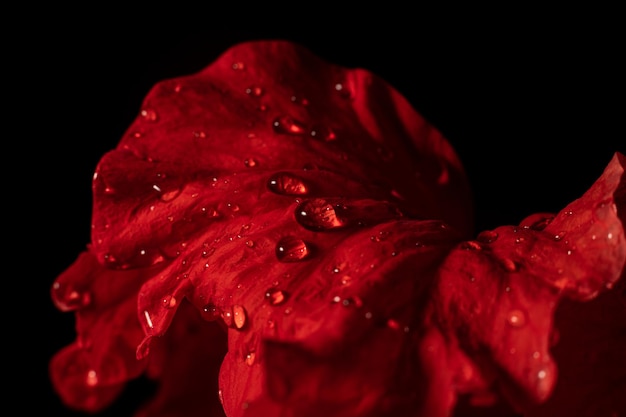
[13,14,623,417]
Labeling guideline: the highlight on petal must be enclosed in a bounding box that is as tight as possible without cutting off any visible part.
[49,38,626,417]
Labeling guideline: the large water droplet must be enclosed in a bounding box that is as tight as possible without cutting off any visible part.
[295,198,346,231]
[275,236,310,262]
[272,116,307,135]
[265,288,288,305]
[267,172,308,195]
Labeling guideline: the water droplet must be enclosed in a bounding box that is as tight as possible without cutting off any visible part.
[86,369,98,387]
[244,158,258,168]
[233,304,247,329]
[295,198,346,231]
[202,302,220,321]
[202,246,216,258]
[265,288,288,305]
[221,308,233,327]
[461,240,483,250]
[506,309,526,327]
[158,188,182,202]
[275,236,310,262]
[477,230,499,243]
[370,231,390,242]
[245,86,263,97]
[553,231,566,241]
[309,124,336,142]
[51,282,92,312]
[218,389,224,405]
[245,351,256,366]
[267,172,308,195]
[161,295,177,309]
[272,116,307,135]
[521,213,554,231]
[245,239,255,248]
[140,109,158,121]
[500,258,519,272]
[232,62,245,70]
[334,82,353,99]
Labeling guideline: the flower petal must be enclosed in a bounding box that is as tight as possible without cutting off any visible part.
[50,250,158,411]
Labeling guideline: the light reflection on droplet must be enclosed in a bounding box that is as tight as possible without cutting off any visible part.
[275,236,310,262]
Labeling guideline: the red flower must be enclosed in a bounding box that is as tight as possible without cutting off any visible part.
[49,40,626,417]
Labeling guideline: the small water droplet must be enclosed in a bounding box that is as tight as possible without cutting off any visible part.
[245,239,255,248]
[233,305,247,329]
[202,246,216,258]
[370,231,390,242]
[267,172,308,195]
[506,309,526,327]
[265,288,288,305]
[309,124,336,142]
[245,351,256,366]
[140,109,158,121]
[245,86,264,97]
[461,241,483,250]
[221,307,233,327]
[51,282,92,312]
[232,62,245,70]
[244,158,258,168]
[272,116,307,135]
[161,295,177,308]
[275,236,310,262]
[218,389,224,405]
[553,231,566,241]
[295,198,346,231]
[477,230,499,243]
[521,213,555,231]
[334,82,353,99]
[202,302,220,321]
[501,258,519,272]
